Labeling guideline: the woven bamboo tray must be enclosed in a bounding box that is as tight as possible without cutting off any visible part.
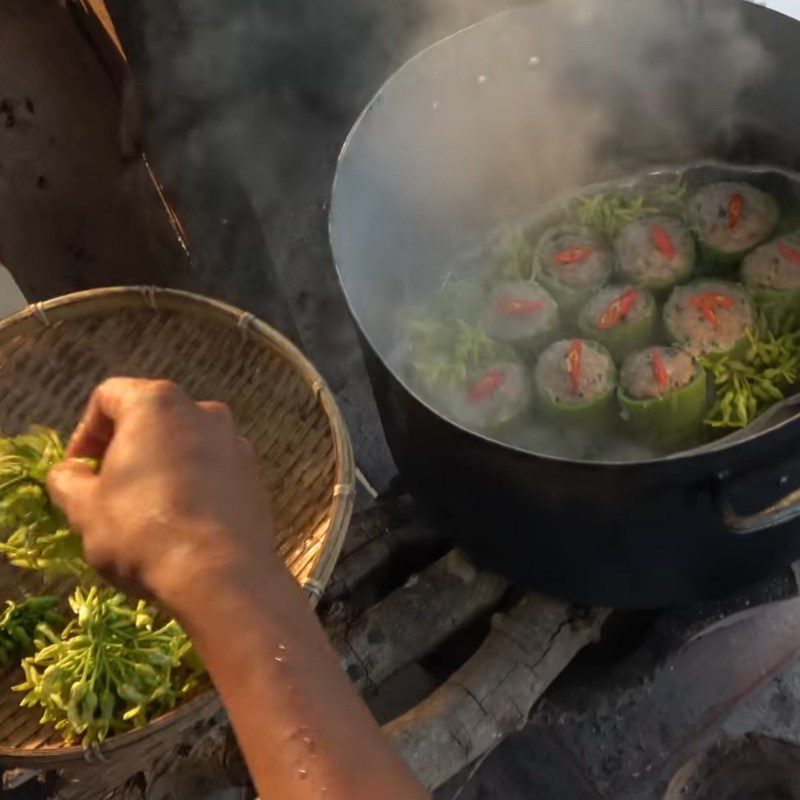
[0,286,355,766]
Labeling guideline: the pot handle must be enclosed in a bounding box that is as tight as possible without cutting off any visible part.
[717,471,800,535]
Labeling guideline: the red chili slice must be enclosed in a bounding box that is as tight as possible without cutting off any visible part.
[651,349,669,388]
[566,339,583,394]
[553,246,593,265]
[777,240,800,266]
[493,299,545,317]
[468,368,505,404]
[650,225,676,260]
[727,193,744,229]
[689,292,735,329]
[597,289,640,330]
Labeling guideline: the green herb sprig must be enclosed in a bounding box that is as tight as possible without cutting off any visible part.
[701,324,800,429]
[0,427,88,577]
[408,318,511,393]
[407,316,455,353]
[14,586,202,747]
[488,230,538,283]
[0,425,206,748]
[570,176,688,238]
[0,596,64,669]
[412,355,468,391]
[453,320,499,364]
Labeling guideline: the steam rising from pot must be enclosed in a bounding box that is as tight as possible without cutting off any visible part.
[328,0,772,347]
[127,0,769,229]
[127,0,772,370]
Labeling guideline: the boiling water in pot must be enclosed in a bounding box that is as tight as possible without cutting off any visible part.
[394,162,800,463]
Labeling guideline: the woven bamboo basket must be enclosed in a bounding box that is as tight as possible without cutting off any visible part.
[0,286,355,766]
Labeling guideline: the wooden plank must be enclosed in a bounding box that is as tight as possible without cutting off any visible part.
[384,598,610,790]
[335,551,508,691]
[0,0,192,304]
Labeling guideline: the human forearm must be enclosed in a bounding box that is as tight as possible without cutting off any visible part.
[172,561,430,800]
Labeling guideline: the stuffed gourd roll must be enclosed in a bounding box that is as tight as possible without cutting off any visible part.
[534,339,616,430]
[689,182,778,269]
[741,232,800,331]
[664,280,755,358]
[615,215,696,292]
[481,281,559,353]
[618,346,708,446]
[536,227,614,315]
[578,285,656,359]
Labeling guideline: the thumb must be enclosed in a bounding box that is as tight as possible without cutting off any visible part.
[47,459,98,532]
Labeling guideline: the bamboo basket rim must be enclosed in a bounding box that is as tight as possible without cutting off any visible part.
[0,286,355,765]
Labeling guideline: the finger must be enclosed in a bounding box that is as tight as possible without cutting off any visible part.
[236,435,256,457]
[68,377,149,459]
[236,435,258,468]
[196,401,234,429]
[68,378,187,459]
[47,460,98,532]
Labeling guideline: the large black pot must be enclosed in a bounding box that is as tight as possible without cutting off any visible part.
[330,0,800,607]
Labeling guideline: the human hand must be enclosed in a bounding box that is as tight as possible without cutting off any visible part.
[47,378,279,613]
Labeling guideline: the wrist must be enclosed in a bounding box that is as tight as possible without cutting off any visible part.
[165,554,315,666]
[149,533,292,623]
